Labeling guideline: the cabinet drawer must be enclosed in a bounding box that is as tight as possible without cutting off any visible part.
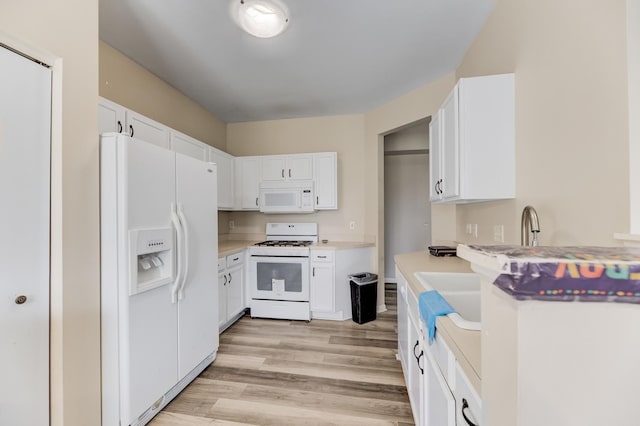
[226,252,245,268]
[454,362,482,426]
[311,250,333,263]
[217,257,226,272]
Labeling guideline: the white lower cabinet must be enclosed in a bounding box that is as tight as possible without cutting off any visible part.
[407,304,424,426]
[218,251,246,332]
[396,265,482,426]
[424,346,456,426]
[310,250,335,313]
[310,247,373,320]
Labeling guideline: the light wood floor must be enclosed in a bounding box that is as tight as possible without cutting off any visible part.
[150,284,413,426]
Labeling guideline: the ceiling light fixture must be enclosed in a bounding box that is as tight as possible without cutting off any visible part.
[231,0,289,38]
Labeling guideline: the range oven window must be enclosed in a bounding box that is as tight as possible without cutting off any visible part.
[256,262,302,293]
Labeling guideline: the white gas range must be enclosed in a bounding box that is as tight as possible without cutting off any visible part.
[248,223,318,321]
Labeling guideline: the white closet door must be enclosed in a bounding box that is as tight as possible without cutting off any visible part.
[0,46,51,425]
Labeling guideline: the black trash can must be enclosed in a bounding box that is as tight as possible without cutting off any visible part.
[349,272,378,324]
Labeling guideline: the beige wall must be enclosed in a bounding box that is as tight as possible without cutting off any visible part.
[454,0,629,246]
[364,73,458,291]
[1,1,100,425]
[100,41,232,237]
[99,41,226,151]
[226,115,367,242]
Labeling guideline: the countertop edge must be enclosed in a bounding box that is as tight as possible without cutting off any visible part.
[395,251,481,395]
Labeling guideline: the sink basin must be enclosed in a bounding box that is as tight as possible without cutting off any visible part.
[414,272,481,331]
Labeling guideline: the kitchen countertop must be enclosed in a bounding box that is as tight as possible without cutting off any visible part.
[218,240,374,257]
[394,251,482,395]
[218,240,259,257]
[311,241,375,250]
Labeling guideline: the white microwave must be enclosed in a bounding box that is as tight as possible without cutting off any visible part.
[259,180,315,213]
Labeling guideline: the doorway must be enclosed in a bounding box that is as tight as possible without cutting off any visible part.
[383,118,431,282]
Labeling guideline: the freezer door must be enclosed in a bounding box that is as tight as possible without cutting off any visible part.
[175,153,219,379]
[104,135,180,425]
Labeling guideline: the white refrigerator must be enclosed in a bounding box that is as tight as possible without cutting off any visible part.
[101,133,219,426]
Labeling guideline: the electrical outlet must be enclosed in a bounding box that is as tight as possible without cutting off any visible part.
[229,220,235,230]
[349,221,356,230]
[471,224,478,238]
[493,225,504,242]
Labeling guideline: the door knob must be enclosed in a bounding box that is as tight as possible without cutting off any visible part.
[15,295,27,305]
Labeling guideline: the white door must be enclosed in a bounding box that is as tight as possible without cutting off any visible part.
[227,266,244,319]
[239,157,261,209]
[123,138,179,424]
[99,97,126,134]
[441,88,460,199]
[209,148,234,209]
[175,154,219,379]
[423,348,456,426]
[0,45,51,426]
[171,131,207,161]
[126,110,169,149]
[218,271,227,328]
[429,111,442,201]
[313,153,337,209]
[310,263,334,312]
[287,155,313,180]
[261,156,287,181]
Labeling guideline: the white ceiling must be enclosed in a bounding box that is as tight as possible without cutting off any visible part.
[99,0,494,123]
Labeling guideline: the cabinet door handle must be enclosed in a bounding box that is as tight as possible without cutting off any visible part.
[281,169,285,178]
[417,351,424,375]
[289,169,291,178]
[223,275,227,286]
[461,399,478,426]
[228,273,232,283]
[316,195,319,205]
[312,267,315,277]
[413,340,420,360]
[232,257,239,261]
[317,255,327,259]
[117,121,122,133]
[129,124,134,137]
[256,197,259,206]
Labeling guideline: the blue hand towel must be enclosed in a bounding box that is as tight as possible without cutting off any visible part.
[419,290,455,344]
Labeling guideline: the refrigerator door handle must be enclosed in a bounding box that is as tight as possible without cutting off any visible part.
[176,203,190,300]
[170,202,184,303]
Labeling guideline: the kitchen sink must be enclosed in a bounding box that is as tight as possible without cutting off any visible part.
[414,272,481,331]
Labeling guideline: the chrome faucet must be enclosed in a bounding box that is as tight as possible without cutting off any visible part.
[521,205,541,246]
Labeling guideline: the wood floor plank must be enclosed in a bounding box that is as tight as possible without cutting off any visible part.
[161,378,246,418]
[207,398,400,426]
[329,335,398,349]
[259,358,406,386]
[202,366,410,403]
[238,383,413,422]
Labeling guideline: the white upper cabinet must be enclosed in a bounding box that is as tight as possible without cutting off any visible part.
[429,73,515,203]
[313,152,338,210]
[99,97,169,149]
[261,154,313,181]
[99,97,126,135]
[208,148,235,210]
[235,156,261,210]
[125,110,170,149]
[170,130,207,161]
